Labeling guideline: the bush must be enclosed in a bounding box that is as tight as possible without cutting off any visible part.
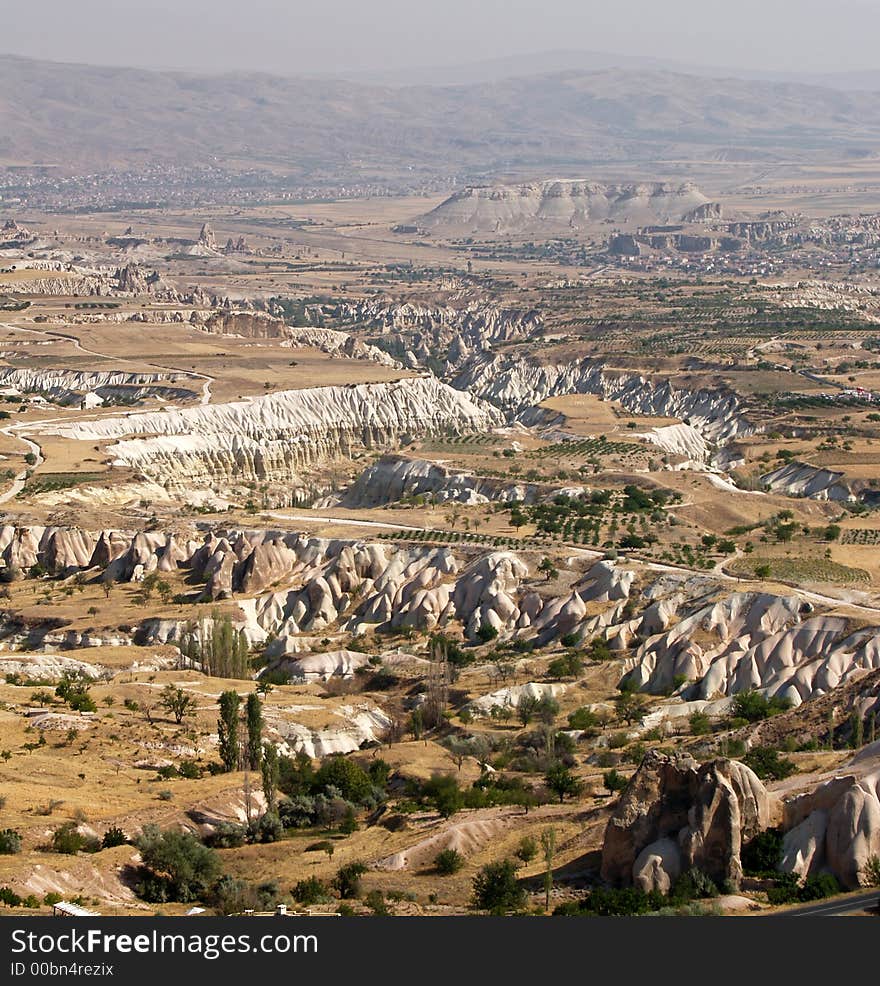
[861,854,880,887]
[334,862,367,900]
[0,886,22,907]
[476,622,499,643]
[471,859,526,913]
[0,829,22,855]
[292,876,331,905]
[671,868,719,902]
[555,886,665,916]
[205,823,248,849]
[689,711,712,736]
[742,828,784,876]
[249,812,284,844]
[135,825,220,903]
[567,707,599,730]
[314,756,372,804]
[101,826,128,850]
[51,822,85,855]
[742,747,797,781]
[731,690,791,723]
[364,889,389,915]
[435,848,465,875]
[515,835,538,865]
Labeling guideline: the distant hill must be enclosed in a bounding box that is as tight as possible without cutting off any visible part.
[2,54,880,178]
[415,180,719,235]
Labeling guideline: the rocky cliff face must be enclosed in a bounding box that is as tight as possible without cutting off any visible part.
[600,751,771,891]
[332,454,539,507]
[31,376,503,490]
[0,367,197,406]
[453,353,756,444]
[4,521,878,709]
[761,461,853,501]
[781,744,880,888]
[328,300,541,367]
[620,591,880,707]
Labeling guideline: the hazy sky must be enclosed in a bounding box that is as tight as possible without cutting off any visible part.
[3,0,880,77]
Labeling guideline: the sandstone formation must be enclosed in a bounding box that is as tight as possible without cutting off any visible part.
[600,750,771,891]
[780,743,880,888]
[31,376,504,490]
[453,353,756,444]
[333,454,539,507]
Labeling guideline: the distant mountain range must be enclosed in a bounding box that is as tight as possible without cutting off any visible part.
[2,52,880,180]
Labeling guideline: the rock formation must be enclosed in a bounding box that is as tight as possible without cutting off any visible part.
[417,181,717,235]
[600,750,771,891]
[31,376,504,490]
[453,353,756,444]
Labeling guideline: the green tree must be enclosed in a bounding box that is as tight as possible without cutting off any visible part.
[333,862,367,900]
[435,848,465,875]
[260,742,279,816]
[135,825,220,903]
[603,769,628,795]
[245,692,263,771]
[314,756,372,804]
[544,763,583,803]
[540,827,556,911]
[217,690,241,772]
[471,859,526,914]
[159,684,196,724]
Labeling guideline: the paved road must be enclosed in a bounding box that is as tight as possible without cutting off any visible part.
[784,890,879,917]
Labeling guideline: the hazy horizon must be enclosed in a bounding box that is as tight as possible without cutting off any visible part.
[3,0,880,79]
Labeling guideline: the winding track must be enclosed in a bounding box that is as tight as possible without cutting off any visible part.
[0,319,215,501]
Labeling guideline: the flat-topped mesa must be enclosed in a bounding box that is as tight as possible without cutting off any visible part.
[453,353,756,445]
[416,180,719,235]
[29,376,504,489]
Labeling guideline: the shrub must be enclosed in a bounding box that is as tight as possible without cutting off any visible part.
[292,876,331,905]
[861,854,880,887]
[333,862,367,900]
[742,828,784,876]
[799,873,841,901]
[364,889,389,915]
[101,826,128,850]
[671,868,719,902]
[554,886,665,916]
[471,859,526,914]
[731,690,792,723]
[435,848,465,875]
[567,707,599,730]
[0,886,22,907]
[515,835,538,865]
[742,747,797,781]
[476,622,499,643]
[603,769,628,794]
[51,822,85,855]
[134,825,220,903]
[689,711,712,736]
[0,829,22,855]
[205,823,247,849]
